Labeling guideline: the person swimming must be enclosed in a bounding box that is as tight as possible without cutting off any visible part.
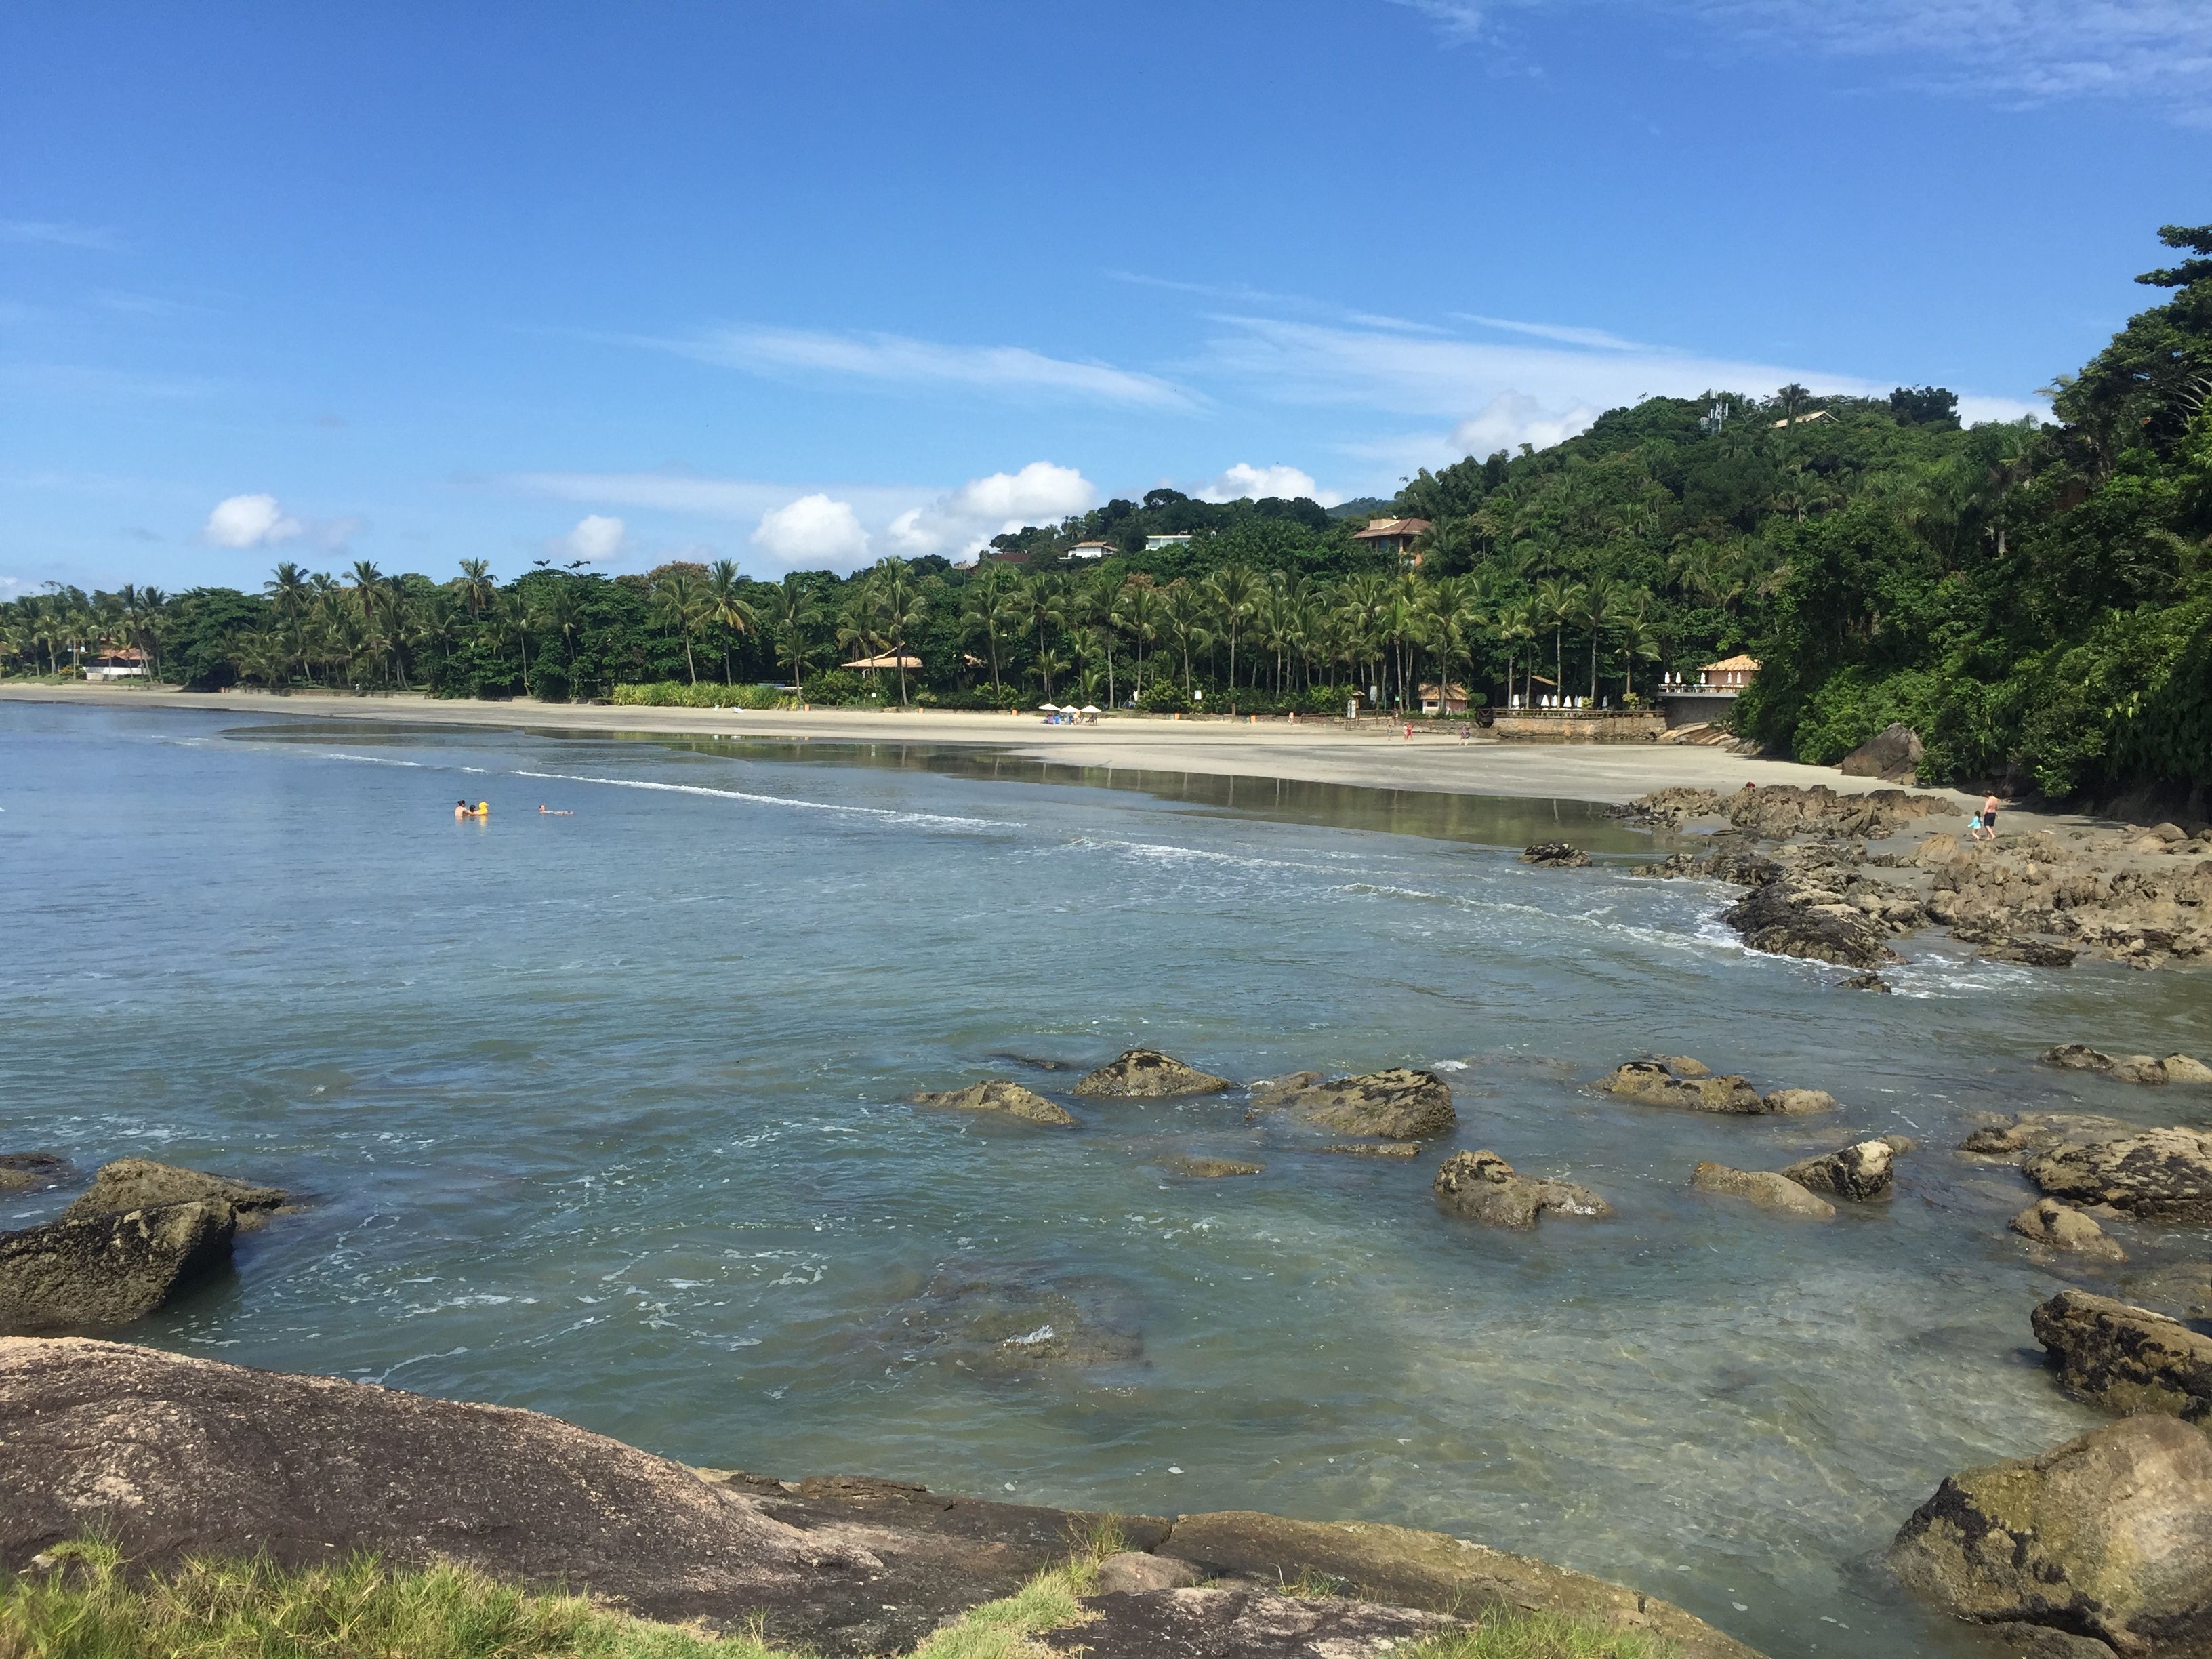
[455,799,489,819]
[538,804,572,815]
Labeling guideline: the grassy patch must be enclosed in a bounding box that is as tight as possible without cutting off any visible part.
[0,1539,792,1659]
[1399,1605,1680,1659]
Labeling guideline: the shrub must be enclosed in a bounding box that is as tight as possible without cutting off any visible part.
[611,681,792,710]
[1139,681,1193,713]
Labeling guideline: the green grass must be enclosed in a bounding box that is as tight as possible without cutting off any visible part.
[1398,1605,1680,1659]
[0,1538,1677,1659]
[0,1540,789,1659]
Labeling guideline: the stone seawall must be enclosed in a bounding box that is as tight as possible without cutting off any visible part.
[1492,712,1666,743]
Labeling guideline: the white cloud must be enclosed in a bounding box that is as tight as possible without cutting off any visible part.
[752,495,871,569]
[1449,394,1609,456]
[652,326,1196,410]
[1197,463,1344,506]
[202,493,303,549]
[506,470,924,523]
[1454,314,1649,352]
[885,462,1097,557]
[1388,0,1489,42]
[561,514,627,562]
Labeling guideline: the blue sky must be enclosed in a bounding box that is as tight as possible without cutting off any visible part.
[3,1,2206,591]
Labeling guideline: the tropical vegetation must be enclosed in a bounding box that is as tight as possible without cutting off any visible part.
[7,222,2208,800]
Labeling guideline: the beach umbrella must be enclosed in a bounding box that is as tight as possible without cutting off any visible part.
[1036,701,1059,711]
[1080,705,1101,714]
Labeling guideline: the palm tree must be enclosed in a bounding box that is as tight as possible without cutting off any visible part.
[1571,575,1619,702]
[1113,581,1164,703]
[266,562,308,623]
[705,560,757,684]
[1162,583,1210,698]
[1613,592,1662,698]
[763,576,820,697]
[652,571,708,684]
[457,558,497,619]
[348,560,386,625]
[1204,563,1261,692]
[960,567,1020,691]
[869,558,927,705]
[1534,577,1584,701]
[1496,596,1538,708]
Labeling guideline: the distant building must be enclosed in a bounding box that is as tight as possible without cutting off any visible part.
[1350,517,1431,565]
[1700,653,1760,688]
[1065,540,1116,562]
[83,647,149,681]
[979,546,1033,567]
[1418,682,1469,715]
[1143,533,1193,551]
[1770,409,1832,428]
[1655,655,1759,729]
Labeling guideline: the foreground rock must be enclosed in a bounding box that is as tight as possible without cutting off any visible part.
[1889,1414,2212,1656]
[1433,1151,1611,1229]
[1690,1162,1835,1218]
[2043,1045,2212,1087]
[2026,1126,2212,1223]
[1596,1059,1829,1115]
[0,1203,236,1331]
[1154,1512,1761,1659]
[1074,1049,1231,1098]
[912,1079,1077,1126]
[0,1154,72,1193]
[1248,1068,1456,1140]
[2032,1290,2212,1424]
[0,1338,1764,1658]
[1721,876,1899,968]
[63,1158,289,1228]
[1781,1136,1908,1202]
[1519,841,1591,867]
[2013,1199,2127,1263]
[1961,1112,2141,1164]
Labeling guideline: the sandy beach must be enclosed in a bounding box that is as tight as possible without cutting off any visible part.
[2,681,2005,814]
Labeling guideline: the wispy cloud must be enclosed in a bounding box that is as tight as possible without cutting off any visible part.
[644,325,1198,411]
[1453,313,1649,352]
[1387,0,1491,43]
[0,220,125,251]
[504,470,927,523]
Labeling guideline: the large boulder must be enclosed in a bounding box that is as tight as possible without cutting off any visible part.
[2013,1200,2127,1263]
[2026,1127,2212,1223]
[64,1159,289,1229]
[1837,722,1923,783]
[2032,1290,2212,1424]
[1248,1069,1456,1140]
[1432,1151,1610,1229]
[1155,1511,1763,1659]
[1960,1113,2140,1164]
[0,1153,72,1193]
[912,1079,1077,1127]
[1597,1059,1765,1113]
[1721,877,1898,968]
[1690,1162,1835,1218]
[1888,1414,2212,1656]
[1073,1049,1231,1099]
[1781,1137,1904,1202]
[0,1203,236,1332]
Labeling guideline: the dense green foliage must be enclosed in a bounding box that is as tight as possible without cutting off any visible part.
[8,224,2207,798]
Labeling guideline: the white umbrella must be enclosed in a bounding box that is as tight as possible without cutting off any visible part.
[1036,701,1060,712]
[1080,704,1101,714]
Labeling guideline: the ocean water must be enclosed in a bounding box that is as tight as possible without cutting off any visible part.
[5,700,2210,1658]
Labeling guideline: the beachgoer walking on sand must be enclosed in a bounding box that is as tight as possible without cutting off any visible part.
[1982,793,2001,840]
[1967,807,1987,843]
[1404,722,1414,740]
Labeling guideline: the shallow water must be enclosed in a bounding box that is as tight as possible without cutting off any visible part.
[5,701,2210,1658]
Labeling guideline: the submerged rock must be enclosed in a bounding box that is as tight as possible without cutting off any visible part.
[2032,1290,2212,1424]
[1889,1414,2212,1656]
[64,1159,288,1228]
[1690,1162,1835,1218]
[2125,1263,2212,1322]
[1781,1138,1904,1202]
[1839,972,1893,992]
[2042,1045,2211,1086]
[1158,1155,1262,1179]
[1073,1049,1231,1099]
[1432,1151,1610,1229]
[2012,1199,2127,1263]
[1248,1069,1456,1140]
[1761,1088,1837,1115]
[878,1269,1145,1382]
[2026,1126,2212,1223]
[1958,1112,2140,1164]
[1519,841,1591,867]
[912,1080,1078,1127]
[1318,1142,1420,1159]
[1596,1060,1765,1113]
[0,1203,237,1332]
[1155,1511,1763,1659]
[1978,939,2080,968]
[0,1154,73,1193]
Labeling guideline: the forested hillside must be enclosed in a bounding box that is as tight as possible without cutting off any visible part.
[6,225,2207,800]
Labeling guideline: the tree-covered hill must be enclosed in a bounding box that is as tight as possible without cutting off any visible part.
[6,224,2207,802]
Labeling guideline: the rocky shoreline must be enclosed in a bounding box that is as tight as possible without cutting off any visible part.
[0,1336,1759,1658]
[1605,783,2212,973]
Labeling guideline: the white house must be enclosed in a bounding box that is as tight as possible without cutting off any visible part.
[1143,533,1193,551]
[84,648,150,681]
[1066,540,1116,562]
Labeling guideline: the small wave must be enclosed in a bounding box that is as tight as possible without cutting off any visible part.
[1072,836,1340,876]
[513,771,1004,830]
[321,752,424,768]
